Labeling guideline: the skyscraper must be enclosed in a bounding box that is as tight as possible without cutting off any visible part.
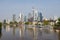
[28,13,32,20]
[24,16,27,22]
[13,14,16,22]
[19,13,24,22]
[28,13,33,22]
[32,8,38,22]
[3,19,6,24]
[38,12,43,22]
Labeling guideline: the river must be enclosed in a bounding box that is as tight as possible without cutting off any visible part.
[0,25,59,40]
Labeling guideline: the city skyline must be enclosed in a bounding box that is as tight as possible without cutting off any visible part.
[0,0,60,21]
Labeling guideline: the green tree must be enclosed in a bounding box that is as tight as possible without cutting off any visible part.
[54,17,60,29]
[56,18,60,26]
[10,21,13,24]
[57,18,60,25]
[43,20,49,25]
[14,21,18,24]
[0,22,2,27]
[0,22,2,30]
[25,22,29,25]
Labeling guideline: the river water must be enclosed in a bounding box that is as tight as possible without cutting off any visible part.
[0,25,60,40]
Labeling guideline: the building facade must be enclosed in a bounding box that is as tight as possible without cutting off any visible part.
[24,16,27,22]
[19,13,24,22]
[38,12,43,22]
[13,14,16,22]
[32,8,38,22]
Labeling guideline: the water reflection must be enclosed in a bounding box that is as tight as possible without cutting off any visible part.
[13,26,16,36]
[0,25,60,40]
[33,28,38,40]
[3,25,6,29]
[18,25,26,40]
[6,25,10,32]
[19,25,24,37]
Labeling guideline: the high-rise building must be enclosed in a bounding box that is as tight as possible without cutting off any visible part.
[28,13,33,22]
[38,12,43,22]
[32,8,38,22]
[19,13,24,22]
[6,19,10,24]
[24,16,27,22]
[13,14,16,22]
[37,16,40,22]
[3,19,6,24]
[28,13,32,19]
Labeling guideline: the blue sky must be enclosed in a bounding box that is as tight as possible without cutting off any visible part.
[0,0,60,21]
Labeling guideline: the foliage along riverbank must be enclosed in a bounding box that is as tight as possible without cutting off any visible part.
[0,22,2,27]
[53,18,60,30]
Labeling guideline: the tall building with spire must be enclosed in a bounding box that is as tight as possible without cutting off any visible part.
[19,13,24,22]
